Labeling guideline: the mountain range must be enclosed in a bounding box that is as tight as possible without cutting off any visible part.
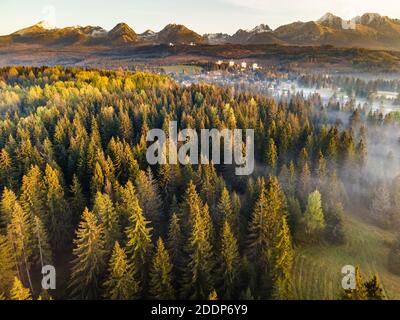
[2,13,400,51]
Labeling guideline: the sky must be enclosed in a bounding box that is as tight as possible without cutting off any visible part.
[1,0,400,36]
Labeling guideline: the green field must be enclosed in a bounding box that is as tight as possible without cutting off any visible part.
[293,214,400,300]
[161,65,203,75]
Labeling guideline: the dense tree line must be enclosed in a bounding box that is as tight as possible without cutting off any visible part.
[0,66,395,300]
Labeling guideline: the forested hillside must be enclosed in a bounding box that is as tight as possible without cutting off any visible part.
[0,66,398,300]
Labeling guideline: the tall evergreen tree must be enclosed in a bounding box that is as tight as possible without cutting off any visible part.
[219,221,240,299]
[266,138,278,174]
[103,241,139,300]
[93,192,120,253]
[20,165,45,222]
[217,187,237,233]
[124,181,153,295]
[0,234,15,294]
[69,208,106,299]
[69,175,87,226]
[135,169,163,237]
[183,189,214,299]
[271,216,294,299]
[7,201,33,292]
[167,213,183,289]
[44,164,70,249]
[0,187,17,233]
[149,238,175,299]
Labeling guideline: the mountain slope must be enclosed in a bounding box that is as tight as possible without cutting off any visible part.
[108,23,138,44]
[156,24,204,44]
[2,13,400,50]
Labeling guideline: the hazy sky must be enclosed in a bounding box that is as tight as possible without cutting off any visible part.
[1,0,400,35]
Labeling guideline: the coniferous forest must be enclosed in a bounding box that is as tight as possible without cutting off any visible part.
[0,66,399,300]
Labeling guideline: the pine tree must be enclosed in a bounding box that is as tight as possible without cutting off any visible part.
[124,181,153,295]
[149,238,175,299]
[93,192,120,253]
[247,176,286,298]
[69,175,86,226]
[0,187,17,232]
[183,191,214,299]
[0,234,15,294]
[20,165,46,221]
[219,221,240,299]
[10,277,32,300]
[0,148,16,190]
[44,164,70,249]
[69,208,106,299]
[266,138,278,174]
[167,213,183,288]
[103,241,139,300]
[248,177,285,261]
[271,216,294,299]
[7,202,33,292]
[303,190,326,240]
[135,169,163,237]
[298,162,312,204]
[91,162,105,199]
[217,187,236,233]
[180,180,202,234]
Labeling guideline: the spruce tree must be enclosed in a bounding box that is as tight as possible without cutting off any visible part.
[69,208,106,299]
[183,193,214,299]
[0,234,15,294]
[103,241,139,300]
[124,181,153,295]
[69,175,86,226]
[44,164,70,249]
[91,162,105,199]
[247,176,286,298]
[217,187,236,233]
[7,201,34,292]
[135,169,163,237]
[219,221,240,299]
[149,238,175,299]
[271,216,294,299]
[167,213,183,288]
[93,192,120,253]
[266,138,278,174]
[0,187,17,233]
